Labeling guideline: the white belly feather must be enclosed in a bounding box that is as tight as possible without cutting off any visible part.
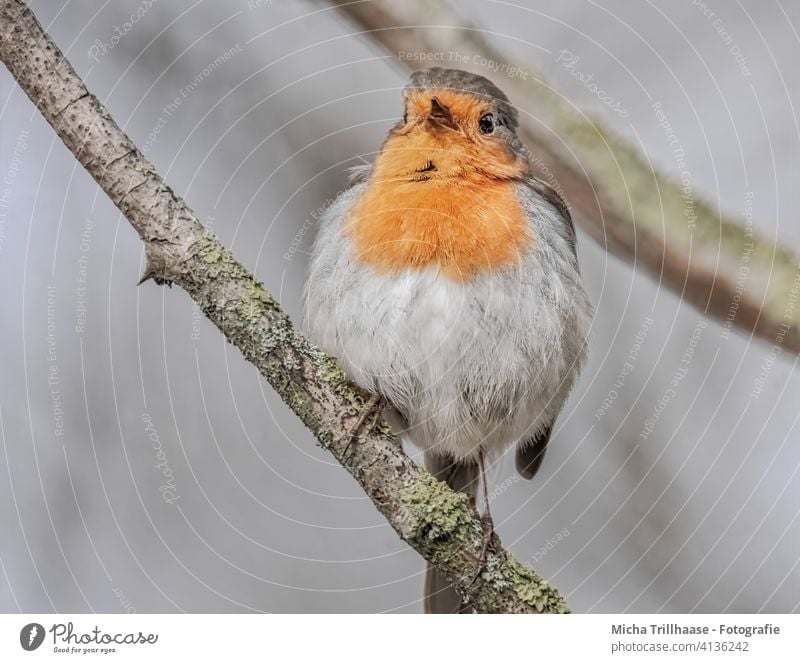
[303,182,590,462]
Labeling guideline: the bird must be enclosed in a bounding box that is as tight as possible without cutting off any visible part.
[303,67,591,613]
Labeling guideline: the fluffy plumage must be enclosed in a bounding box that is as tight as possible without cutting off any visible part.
[305,177,589,461]
[302,68,592,613]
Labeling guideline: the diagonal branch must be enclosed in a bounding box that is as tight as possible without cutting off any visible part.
[0,0,567,613]
[333,0,800,354]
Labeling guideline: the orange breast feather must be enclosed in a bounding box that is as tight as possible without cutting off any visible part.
[347,177,531,280]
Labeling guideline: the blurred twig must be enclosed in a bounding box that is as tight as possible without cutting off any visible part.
[333,0,800,354]
[0,0,568,614]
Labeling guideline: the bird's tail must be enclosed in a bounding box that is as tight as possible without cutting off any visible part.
[423,452,479,614]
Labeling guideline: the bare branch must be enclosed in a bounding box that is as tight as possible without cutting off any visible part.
[0,0,568,613]
[333,0,800,354]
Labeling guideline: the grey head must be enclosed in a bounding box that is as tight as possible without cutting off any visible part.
[351,67,570,224]
[400,68,570,221]
[404,67,520,133]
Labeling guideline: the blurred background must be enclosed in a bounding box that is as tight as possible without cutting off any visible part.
[0,0,798,613]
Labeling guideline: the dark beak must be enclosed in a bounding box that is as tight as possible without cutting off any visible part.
[426,96,458,131]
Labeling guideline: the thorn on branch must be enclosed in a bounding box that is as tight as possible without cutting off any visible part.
[137,267,171,286]
[138,244,174,287]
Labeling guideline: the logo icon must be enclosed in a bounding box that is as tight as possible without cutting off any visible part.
[20,623,45,651]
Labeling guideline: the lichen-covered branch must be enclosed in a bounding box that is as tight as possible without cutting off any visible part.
[333,0,800,354]
[0,0,567,613]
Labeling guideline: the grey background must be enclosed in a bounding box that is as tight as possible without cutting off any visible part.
[0,0,797,613]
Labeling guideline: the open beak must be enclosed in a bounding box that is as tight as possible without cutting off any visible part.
[425,96,458,131]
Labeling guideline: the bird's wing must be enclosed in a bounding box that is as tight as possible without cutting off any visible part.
[522,176,576,253]
[515,423,552,480]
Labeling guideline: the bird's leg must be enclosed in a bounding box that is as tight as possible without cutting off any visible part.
[479,447,494,525]
[470,447,496,584]
[342,393,384,458]
[478,446,495,553]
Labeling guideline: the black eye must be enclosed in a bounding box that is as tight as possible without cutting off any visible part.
[479,113,495,134]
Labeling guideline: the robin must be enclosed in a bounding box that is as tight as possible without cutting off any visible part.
[303,67,591,613]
